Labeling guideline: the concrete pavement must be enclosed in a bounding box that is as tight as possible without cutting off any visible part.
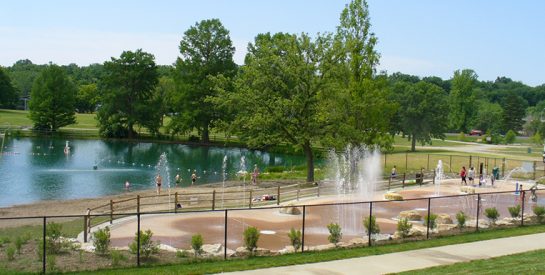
[222,232,545,275]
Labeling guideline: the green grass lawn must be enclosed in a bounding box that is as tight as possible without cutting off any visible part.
[398,248,545,275]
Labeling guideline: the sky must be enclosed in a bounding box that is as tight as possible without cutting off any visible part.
[1,0,544,86]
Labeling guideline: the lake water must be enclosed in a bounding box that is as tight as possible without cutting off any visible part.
[0,137,310,207]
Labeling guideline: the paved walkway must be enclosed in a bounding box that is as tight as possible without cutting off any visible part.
[223,232,545,275]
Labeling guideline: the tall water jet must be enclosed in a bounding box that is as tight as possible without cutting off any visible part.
[156,153,171,209]
[221,155,227,208]
[237,156,247,207]
[435,160,443,196]
[328,145,382,235]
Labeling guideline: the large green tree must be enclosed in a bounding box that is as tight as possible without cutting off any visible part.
[28,64,76,131]
[171,18,237,142]
[75,83,98,113]
[448,69,478,132]
[393,81,448,151]
[0,67,19,108]
[501,92,527,133]
[97,49,160,138]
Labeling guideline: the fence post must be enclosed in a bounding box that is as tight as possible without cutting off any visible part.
[224,209,228,260]
[469,155,472,168]
[426,198,431,239]
[368,202,373,247]
[533,161,537,180]
[427,154,430,170]
[110,199,113,224]
[212,190,216,210]
[449,155,452,173]
[420,168,424,186]
[137,195,140,214]
[502,158,505,177]
[302,205,306,252]
[402,173,406,188]
[175,192,179,213]
[43,216,46,274]
[405,152,408,172]
[277,186,281,205]
[476,194,481,232]
[137,213,141,267]
[521,191,525,226]
[83,215,88,243]
[249,189,253,208]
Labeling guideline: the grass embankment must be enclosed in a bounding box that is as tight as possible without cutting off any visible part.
[399,248,545,274]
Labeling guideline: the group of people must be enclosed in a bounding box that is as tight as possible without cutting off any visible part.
[459,166,496,186]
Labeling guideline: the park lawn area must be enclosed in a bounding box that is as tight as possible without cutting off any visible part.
[0,109,97,130]
[63,225,545,275]
[398,248,545,275]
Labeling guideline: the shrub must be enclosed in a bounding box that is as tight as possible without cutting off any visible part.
[456,211,467,229]
[363,215,380,235]
[533,132,543,146]
[176,250,189,258]
[129,230,159,259]
[15,236,23,254]
[110,250,126,267]
[504,130,516,144]
[191,234,203,257]
[424,213,438,230]
[533,205,545,224]
[46,222,63,254]
[397,218,412,238]
[243,226,260,254]
[327,223,342,246]
[0,236,10,246]
[287,228,302,251]
[6,245,15,261]
[484,207,500,225]
[93,227,111,255]
[508,205,521,220]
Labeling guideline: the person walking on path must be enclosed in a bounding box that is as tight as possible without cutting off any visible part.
[460,166,467,185]
[468,167,475,185]
[391,165,397,179]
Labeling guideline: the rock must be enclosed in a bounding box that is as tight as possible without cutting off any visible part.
[437,213,453,224]
[399,210,422,221]
[279,204,301,215]
[202,243,222,255]
[278,245,296,254]
[385,192,403,201]
[80,243,95,253]
[437,224,457,232]
[348,238,368,247]
[158,243,178,252]
[314,243,337,251]
[235,246,250,257]
[460,186,475,194]
[255,247,271,256]
[393,227,424,239]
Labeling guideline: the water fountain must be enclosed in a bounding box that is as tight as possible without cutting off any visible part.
[221,155,227,209]
[156,153,172,209]
[434,160,443,196]
[237,156,247,207]
[328,145,382,234]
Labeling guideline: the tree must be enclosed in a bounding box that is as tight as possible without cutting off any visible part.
[28,64,76,131]
[171,19,237,142]
[0,67,19,108]
[501,92,527,133]
[97,49,160,138]
[448,69,478,132]
[75,83,98,113]
[394,81,448,151]
[471,100,503,133]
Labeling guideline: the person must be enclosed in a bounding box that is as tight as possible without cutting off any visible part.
[460,166,467,185]
[251,164,259,185]
[490,173,495,187]
[155,174,162,195]
[530,182,539,202]
[191,170,197,185]
[124,180,130,191]
[468,167,475,185]
[391,165,397,179]
[175,174,181,187]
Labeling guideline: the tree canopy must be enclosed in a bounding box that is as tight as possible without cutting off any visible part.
[0,67,19,108]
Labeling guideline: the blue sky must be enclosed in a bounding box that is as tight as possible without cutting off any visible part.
[1,0,544,86]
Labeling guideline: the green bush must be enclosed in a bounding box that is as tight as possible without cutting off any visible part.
[45,222,63,254]
[508,205,521,219]
[191,234,203,257]
[533,132,543,146]
[533,205,545,224]
[456,211,467,229]
[129,230,159,259]
[287,228,302,251]
[93,226,111,255]
[176,250,189,258]
[265,166,285,173]
[0,236,10,246]
[424,213,438,230]
[15,236,23,254]
[363,215,380,235]
[504,130,516,144]
[110,250,126,267]
[327,223,342,246]
[6,245,15,261]
[485,207,500,225]
[243,226,260,254]
[397,218,412,238]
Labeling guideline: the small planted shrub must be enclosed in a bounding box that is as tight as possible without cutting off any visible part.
[243,226,260,254]
[6,245,15,261]
[397,218,412,238]
[327,223,342,246]
[129,230,159,259]
[46,222,63,254]
[191,234,203,257]
[287,228,302,251]
[485,207,500,225]
[504,130,516,144]
[15,236,23,254]
[508,205,521,220]
[93,226,111,255]
[533,205,545,224]
[363,215,380,235]
[110,250,126,267]
[424,213,438,230]
[456,211,467,229]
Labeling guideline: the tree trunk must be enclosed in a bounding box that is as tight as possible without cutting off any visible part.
[202,124,210,143]
[128,122,134,139]
[411,134,416,152]
[303,141,314,183]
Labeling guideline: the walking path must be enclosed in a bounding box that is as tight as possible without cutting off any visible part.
[222,232,545,275]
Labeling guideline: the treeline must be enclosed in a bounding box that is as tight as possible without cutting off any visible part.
[1,0,544,182]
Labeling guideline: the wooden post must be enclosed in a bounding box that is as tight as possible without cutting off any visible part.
[109,199,113,224]
[137,195,140,214]
[521,191,526,227]
[449,155,452,173]
[249,189,253,208]
[83,215,88,242]
[174,192,179,213]
[277,186,281,205]
[502,158,505,177]
[427,154,430,170]
[402,173,406,188]
[212,190,216,210]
